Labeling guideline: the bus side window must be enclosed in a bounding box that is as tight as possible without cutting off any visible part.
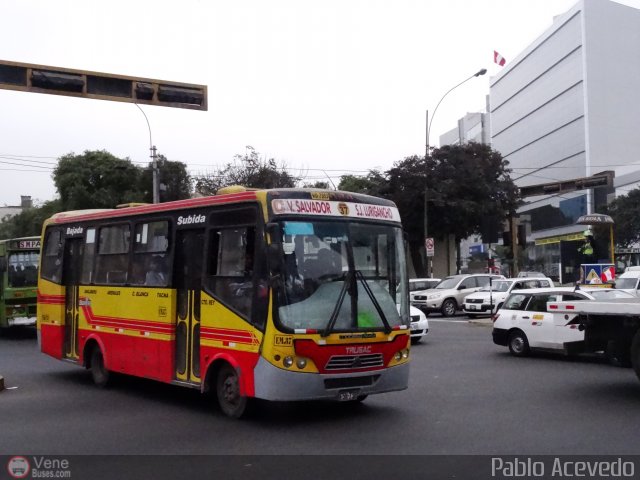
[206,227,255,318]
[131,221,170,287]
[41,228,63,283]
[94,224,130,285]
[81,228,97,284]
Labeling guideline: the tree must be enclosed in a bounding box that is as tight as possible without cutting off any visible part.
[338,170,387,197]
[302,181,331,189]
[606,188,640,247]
[139,154,192,203]
[54,150,144,210]
[194,146,298,196]
[0,199,61,238]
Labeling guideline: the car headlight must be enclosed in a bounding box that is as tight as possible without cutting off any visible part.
[427,293,442,300]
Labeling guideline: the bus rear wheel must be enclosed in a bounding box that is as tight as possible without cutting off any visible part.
[90,346,110,388]
[216,364,249,418]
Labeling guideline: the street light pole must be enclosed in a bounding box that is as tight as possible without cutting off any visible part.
[135,104,160,204]
[424,68,487,276]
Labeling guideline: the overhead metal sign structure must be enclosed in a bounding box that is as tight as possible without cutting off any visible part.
[518,171,614,198]
[0,59,207,110]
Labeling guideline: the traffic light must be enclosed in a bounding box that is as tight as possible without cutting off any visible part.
[517,224,527,247]
[0,59,207,110]
[502,231,511,247]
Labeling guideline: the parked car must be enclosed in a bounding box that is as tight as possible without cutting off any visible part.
[492,287,638,357]
[409,305,429,344]
[613,266,640,296]
[411,273,505,317]
[408,278,441,292]
[463,277,554,317]
[517,271,546,278]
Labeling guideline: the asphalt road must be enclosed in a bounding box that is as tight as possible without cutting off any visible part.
[1,320,639,456]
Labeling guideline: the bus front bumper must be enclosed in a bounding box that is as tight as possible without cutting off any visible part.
[8,316,37,327]
[253,357,409,401]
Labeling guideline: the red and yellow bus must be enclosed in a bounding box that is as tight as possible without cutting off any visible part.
[37,187,410,417]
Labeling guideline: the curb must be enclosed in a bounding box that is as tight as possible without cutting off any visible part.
[0,375,4,392]
[468,319,493,326]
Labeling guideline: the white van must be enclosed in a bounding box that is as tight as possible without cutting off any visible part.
[463,277,554,316]
[615,267,640,296]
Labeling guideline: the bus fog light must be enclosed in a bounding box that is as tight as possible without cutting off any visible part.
[283,356,294,368]
[296,358,307,369]
[394,351,402,361]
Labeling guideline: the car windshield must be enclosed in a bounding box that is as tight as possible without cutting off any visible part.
[435,277,461,289]
[7,251,39,287]
[589,289,637,300]
[615,278,637,289]
[479,280,511,292]
[273,220,407,333]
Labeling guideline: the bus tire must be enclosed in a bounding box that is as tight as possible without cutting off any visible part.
[90,346,110,388]
[508,330,530,357]
[631,331,640,381]
[216,363,249,419]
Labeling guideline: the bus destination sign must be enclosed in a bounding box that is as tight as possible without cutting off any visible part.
[12,239,41,250]
[271,199,401,222]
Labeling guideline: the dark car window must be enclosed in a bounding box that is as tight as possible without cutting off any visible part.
[504,293,530,310]
[475,276,491,288]
[460,277,480,289]
[561,293,588,301]
[526,294,552,312]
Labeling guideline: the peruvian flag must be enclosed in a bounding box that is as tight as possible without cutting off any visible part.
[601,266,615,283]
[494,50,506,66]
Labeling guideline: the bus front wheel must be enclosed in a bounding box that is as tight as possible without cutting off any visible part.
[90,346,110,388]
[216,363,249,418]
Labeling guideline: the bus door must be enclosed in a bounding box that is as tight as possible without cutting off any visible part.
[63,238,83,359]
[174,228,205,384]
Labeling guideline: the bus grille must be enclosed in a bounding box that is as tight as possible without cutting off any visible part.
[324,375,381,390]
[325,353,384,370]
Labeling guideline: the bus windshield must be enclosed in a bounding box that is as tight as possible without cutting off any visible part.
[273,220,408,333]
[8,251,39,287]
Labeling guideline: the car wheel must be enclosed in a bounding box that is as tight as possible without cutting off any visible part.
[508,330,530,357]
[440,299,457,317]
[216,363,250,418]
[90,346,110,388]
[411,336,422,345]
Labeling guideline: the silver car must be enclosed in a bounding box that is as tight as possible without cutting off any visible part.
[412,274,505,317]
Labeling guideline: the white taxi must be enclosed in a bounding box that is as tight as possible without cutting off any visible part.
[492,287,636,357]
[409,305,429,344]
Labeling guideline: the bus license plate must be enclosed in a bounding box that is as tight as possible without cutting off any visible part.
[338,389,360,401]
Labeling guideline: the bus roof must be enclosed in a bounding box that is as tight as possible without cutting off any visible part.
[45,188,399,225]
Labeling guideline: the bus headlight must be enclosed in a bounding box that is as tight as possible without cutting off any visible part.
[394,351,402,361]
[402,350,409,359]
[296,358,307,369]
[283,356,294,368]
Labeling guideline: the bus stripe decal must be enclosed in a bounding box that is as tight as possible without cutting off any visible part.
[52,191,258,223]
[80,304,174,334]
[200,327,259,345]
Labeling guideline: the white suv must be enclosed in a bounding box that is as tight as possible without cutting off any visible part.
[463,277,554,317]
[411,274,505,317]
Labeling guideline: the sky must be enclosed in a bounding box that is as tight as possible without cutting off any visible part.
[1,0,638,207]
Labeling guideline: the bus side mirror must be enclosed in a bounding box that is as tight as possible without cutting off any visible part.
[0,258,6,272]
[266,223,282,275]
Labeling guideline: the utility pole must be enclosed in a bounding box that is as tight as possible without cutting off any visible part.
[424,109,431,278]
[151,145,159,204]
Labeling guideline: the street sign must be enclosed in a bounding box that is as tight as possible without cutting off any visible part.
[425,237,435,257]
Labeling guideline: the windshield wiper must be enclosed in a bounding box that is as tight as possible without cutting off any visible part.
[321,270,392,337]
[355,270,392,334]
[322,271,350,337]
